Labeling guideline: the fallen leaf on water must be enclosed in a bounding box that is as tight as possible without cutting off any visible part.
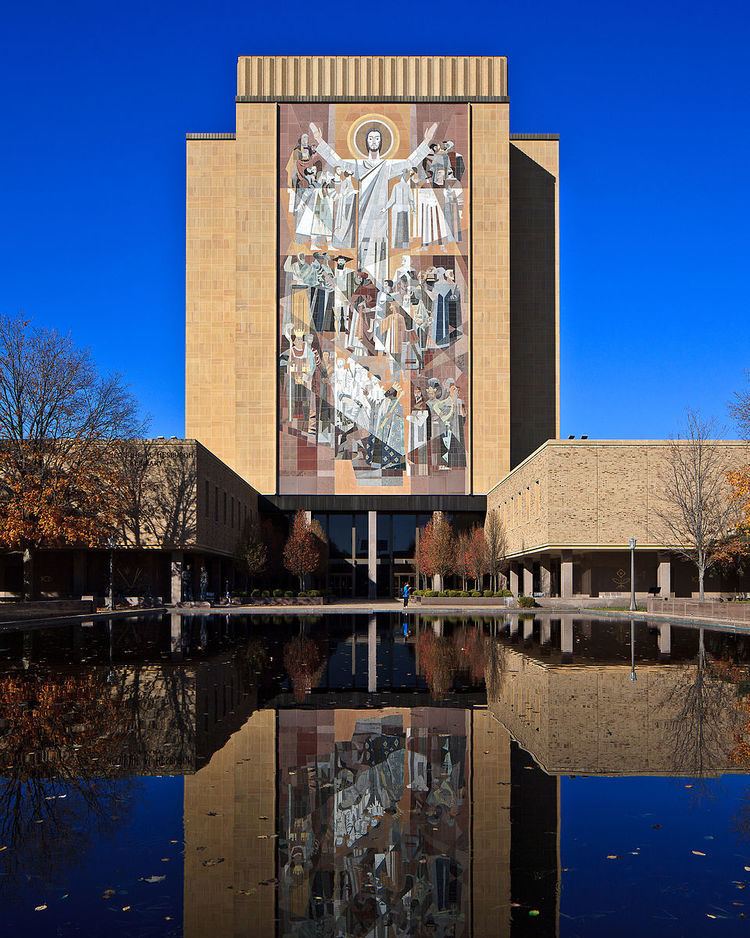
[102,889,116,899]
[692,850,707,857]
[122,906,131,912]
[707,913,717,919]
[161,858,170,862]
[745,866,750,872]
[34,905,47,911]
[606,855,620,860]
[529,909,540,917]
[0,846,7,852]
[685,784,693,789]
[143,875,166,884]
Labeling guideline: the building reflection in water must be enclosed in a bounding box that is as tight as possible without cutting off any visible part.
[3,611,750,936]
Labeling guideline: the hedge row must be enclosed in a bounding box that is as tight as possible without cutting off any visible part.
[413,589,514,598]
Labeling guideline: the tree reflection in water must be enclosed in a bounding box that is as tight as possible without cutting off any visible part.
[283,635,327,703]
[662,627,745,779]
[0,670,135,892]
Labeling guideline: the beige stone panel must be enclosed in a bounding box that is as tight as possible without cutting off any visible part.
[184,709,276,938]
[236,55,508,100]
[234,103,277,493]
[509,139,560,464]
[185,140,237,469]
[471,709,511,937]
[471,103,510,493]
[488,440,750,554]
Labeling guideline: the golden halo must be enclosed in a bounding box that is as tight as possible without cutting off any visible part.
[347,114,400,160]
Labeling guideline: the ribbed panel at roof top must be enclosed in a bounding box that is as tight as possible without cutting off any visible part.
[236,55,508,102]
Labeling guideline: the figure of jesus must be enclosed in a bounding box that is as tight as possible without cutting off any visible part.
[309,120,438,288]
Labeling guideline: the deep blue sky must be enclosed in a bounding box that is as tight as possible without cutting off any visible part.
[1,0,748,439]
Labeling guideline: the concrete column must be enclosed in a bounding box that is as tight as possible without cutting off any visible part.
[522,563,534,597]
[509,564,520,597]
[72,550,86,598]
[368,510,377,599]
[657,554,672,598]
[523,619,534,642]
[581,556,593,597]
[508,614,519,638]
[170,611,184,661]
[540,619,551,644]
[561,552,574,599]
[539,557,552,597]
[170,551,184,605]
[658,623,671,660]
[561,616,573,661]
[367,615,377,692]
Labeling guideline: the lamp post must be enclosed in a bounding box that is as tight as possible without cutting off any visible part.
[107,536,116,612]
[629,618,637,683]
[628,537,637,612]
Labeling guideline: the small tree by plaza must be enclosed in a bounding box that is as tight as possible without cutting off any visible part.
[282,510,326,591]
[484,509,508,591]
[655,411,743,601]
[0,315,143,599]
[235,512,268,590]
[464,525,490,591]
[454,530,470,591]
[418,512,455,590]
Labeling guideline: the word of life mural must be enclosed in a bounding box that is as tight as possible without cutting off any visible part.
[278,105,470,494]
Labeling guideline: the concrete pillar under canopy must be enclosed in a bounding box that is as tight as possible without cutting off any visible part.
[561,552,574,599]
[367,511,377,599]
[522,563,534,597]
[509,565,519,597]
[539,557,552,596]
[170,551,184,605]
[581,558,593,597]
[657,554,672,598]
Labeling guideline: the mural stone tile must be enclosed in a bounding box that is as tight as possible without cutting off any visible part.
[278,104,471,495]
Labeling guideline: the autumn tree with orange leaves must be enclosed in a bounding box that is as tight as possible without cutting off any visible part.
[0,315,143,597]
[417,512,455,590]
[282,509,326,590]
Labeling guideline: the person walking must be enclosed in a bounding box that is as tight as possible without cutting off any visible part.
[402,582,410,608]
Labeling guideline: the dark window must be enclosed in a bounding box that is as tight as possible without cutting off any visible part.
[376,513,392,557]
[231,497,234,528]
[214,486,219,522]
[355,513,368,558]
[328,514,353,560]
[205,480,209,518]
[393,514,417,558]
[223,492,227,524]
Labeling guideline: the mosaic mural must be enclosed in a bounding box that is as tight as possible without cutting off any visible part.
[278,709,471,937]
[278,104,470,494]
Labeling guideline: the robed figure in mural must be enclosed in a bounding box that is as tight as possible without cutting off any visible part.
[309,120,438,287]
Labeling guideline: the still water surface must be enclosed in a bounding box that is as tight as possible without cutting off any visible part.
[1,612,749,936]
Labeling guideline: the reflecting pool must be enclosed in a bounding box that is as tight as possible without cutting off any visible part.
[1,613,750,936]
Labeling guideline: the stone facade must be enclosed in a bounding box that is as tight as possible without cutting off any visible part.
[488,439,750,556]
[185,56,559,497]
